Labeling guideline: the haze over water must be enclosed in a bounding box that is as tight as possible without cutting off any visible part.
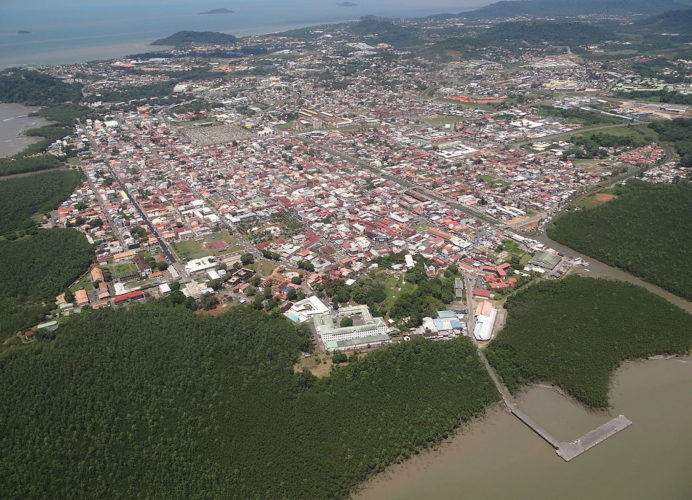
[0,1,477,68]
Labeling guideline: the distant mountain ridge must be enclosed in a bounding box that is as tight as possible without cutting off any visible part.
[151,31,238,46]
[633,8,692,33]
[463,0,687,19]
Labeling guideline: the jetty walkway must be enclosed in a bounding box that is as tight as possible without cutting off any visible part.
[475,347,632,462]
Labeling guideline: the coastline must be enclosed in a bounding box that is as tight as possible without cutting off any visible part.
[0,103,52,158]
[355,354,692,500]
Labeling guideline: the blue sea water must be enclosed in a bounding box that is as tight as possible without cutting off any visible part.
[0,1,472,68]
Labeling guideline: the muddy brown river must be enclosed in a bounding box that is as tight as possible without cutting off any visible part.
[356,355,692,500]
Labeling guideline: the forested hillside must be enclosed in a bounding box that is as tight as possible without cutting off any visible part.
[0,228,93,340]
[0,170,82,236]
[475,21,613,46]
[649,118,692,167]
[0,69,82,105]
[486,276,692,408]
[0,305,498,499]
[152,31,238,46]
[463,0,684,19]
[548,180,692,299]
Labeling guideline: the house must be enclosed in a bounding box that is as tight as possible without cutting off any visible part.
[134,254,152,277]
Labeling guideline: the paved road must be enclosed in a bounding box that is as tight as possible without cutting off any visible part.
[82,122,185,278]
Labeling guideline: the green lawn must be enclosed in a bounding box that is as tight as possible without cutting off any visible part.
[111,263,137,275]
[383,274,417,312]
[252,259,277,277]
[174,232,243,260]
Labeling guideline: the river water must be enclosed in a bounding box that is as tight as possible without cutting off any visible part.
[0,102,51,158]
[535,232,692,313]
[356,355,692,500]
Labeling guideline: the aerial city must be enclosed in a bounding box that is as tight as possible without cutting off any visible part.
[0,0,690,498]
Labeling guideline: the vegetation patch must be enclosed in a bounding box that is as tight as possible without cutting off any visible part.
[548,180,692,299]
[486,276,692,408]
[0,304,498,498]
[0,170,82,236]
[0,229,93,341]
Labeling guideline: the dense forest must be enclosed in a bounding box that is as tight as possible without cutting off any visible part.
[617,90,692,105]
[538,105,625,125]
[548,180,692,299]
[0,69,82,106]
[649,118,692,167]
[0,304,498,498]
[486,276,692,408]
[0,170,82,236]
[475,21,613,47]
[0,153,63,177]
[0,228,93,340]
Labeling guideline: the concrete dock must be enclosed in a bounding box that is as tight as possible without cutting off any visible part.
[472,342,633,462]
[511,408,561,449]
[557,415,632,461]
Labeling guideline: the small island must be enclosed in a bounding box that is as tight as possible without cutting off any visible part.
[151,31,238,46]
[17,30,31,35]
[200,8,234,15]
[337,2,359,6]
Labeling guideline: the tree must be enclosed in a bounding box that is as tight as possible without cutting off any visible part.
[332,352,348,364]
[64,289,75,303]
[169,281,181,292]
[245,285,257,296]
[340,317,353,328]
[198,293,219,311]
[286,288,298,301]
[291,276,302,285]
[241,253,255,265]
[297,260,314,272]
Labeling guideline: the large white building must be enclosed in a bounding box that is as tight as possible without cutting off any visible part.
[313,305,391,351]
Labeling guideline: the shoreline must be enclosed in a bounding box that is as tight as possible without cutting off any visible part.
[0,103,52,158]
[354,353,692,499]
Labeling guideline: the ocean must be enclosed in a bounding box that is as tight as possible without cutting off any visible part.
[0,1,471,69]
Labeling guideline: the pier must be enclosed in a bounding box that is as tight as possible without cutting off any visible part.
[557,415,632,461]
[511,408,561,449]
[473,339,632,462]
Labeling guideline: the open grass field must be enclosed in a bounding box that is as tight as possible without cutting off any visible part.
[383,274,417,312]
[172,231,243,260]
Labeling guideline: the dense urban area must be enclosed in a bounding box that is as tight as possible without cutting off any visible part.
[1,0,691,498]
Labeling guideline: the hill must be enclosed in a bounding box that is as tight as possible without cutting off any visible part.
[429,20,614,56]
[0,69,82,106]
[548,180,692,300]
[487,276,692,408]
[475,20,614,46]
[631,8,692,38]
[151,31,238,46]
[200,8,234,15]
[0,304,498,499]
[348,17,423,47]
[464,0,686,19]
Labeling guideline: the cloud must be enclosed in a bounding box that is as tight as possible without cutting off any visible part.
[336,2,359,7]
